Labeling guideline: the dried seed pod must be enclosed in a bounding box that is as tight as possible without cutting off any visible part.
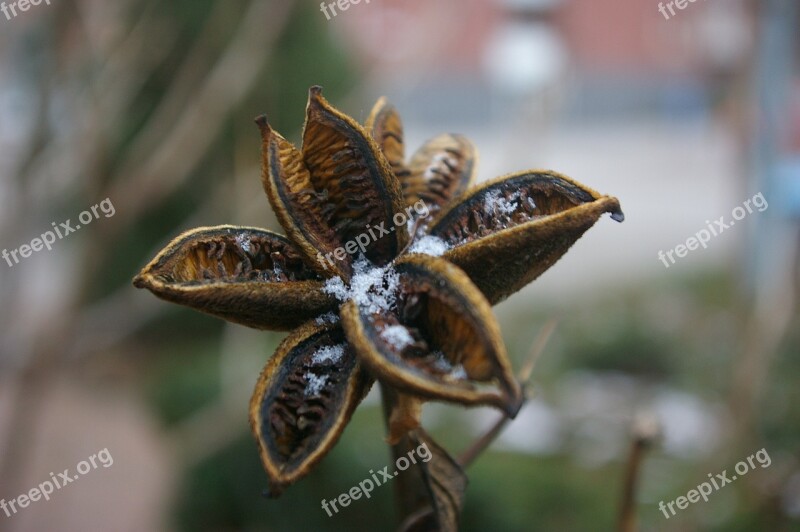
[366,97,475,222]
[303,86,407,268]
[258,117,348,278]
[365,97,408,180]
[133,226,335,331]
[258,87,408,279]
[405,134,476,220]
[249,321,372,496]
[133,87,625,512]
[429,170,624,304]
[341,255,522,416]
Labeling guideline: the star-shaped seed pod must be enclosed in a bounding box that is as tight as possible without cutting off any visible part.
[133,86,623,499]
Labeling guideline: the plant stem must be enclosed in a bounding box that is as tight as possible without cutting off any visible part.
[380,383,429,526]
[618,414,659,532]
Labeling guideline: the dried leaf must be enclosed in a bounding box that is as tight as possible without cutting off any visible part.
[133,226,335,330]
[429,170,624,304]
[399,429,467,532]
[249,321,372,496]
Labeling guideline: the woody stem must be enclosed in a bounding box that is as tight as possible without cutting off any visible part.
[380,383,429,528]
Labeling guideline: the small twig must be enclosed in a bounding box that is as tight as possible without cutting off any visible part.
[618,413,660,532]
[107,0,296,229]
[456,414,510,470]
[728,225,798,446]
[458,319,557,468]
[518,319,557,384]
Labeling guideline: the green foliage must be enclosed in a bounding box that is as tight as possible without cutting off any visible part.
[145,339,222,427]
[463,454,618,531]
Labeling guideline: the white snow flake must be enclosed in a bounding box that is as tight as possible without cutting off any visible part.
[408,235,450,257]
[380,324,414,350]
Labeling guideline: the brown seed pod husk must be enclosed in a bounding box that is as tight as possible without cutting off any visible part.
[301,86,408,268]
[249,321,372,496]
[366,96,408,181]
[341,255,522,416]
[405,134,477,219]
[429,170,624,304]
[133,226,335,331]
[257,117,348,278]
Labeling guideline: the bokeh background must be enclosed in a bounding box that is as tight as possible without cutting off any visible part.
[1,0,798,530]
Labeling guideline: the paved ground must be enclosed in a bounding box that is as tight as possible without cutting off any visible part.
[0,377,173,532]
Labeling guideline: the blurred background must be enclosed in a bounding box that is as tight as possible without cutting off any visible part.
[0,0,798,530]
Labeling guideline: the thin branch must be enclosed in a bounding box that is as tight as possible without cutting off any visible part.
[66,173,241,359]
[518,319,558,384]
[728,225,798,446]
[618,414,660,532]
[456,414,511,470]
[458,319,557,468]
[107,0,296,230]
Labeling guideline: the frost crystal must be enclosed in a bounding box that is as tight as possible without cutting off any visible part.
[484,190,520,216]
[431,351,467,379]
[311,344,345,365]
[425,153,451,179]
[408,235,449,257]
[305,373,328,396]
[323,276,348,301]
[450,365,467,380]
[315,312,339,325]
[380,324,414,350]
[235,233,251,254]
[323,257,400,315]
[432,352,452,372]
